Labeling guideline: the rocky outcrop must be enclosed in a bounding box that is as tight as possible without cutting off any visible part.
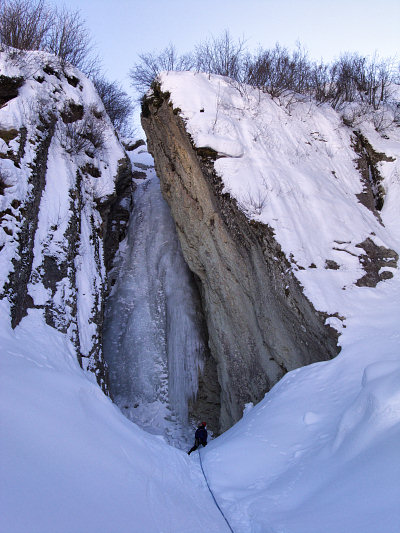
[142,88,340,431]
[0,49,132,393]
[5,113,57,328]
[0,74,24,107]
[355,238,398,287]
[352,131,395,217]
[100,156,134,276]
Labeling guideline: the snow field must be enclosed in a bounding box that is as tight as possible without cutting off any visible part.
[202,274,400,532]
[0,300,230,533]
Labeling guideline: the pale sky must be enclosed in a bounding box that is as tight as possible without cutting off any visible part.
[53,0,400,127]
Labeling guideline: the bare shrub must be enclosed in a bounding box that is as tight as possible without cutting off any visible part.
[130,37,400,126]
[0,0,98,74]
[130,30,247,96]
[393,102,400,126]
[57,112,106,155]
[239,187,268,216]
[84,111,107,149]
[130,44,193,95]
[45,5,98,75]
[329,54,361,108]
[194,30,246,80]
[92,75,133,134]
[130,35,399,115]
[372,108,395,132]
[369,57,396,110]
[328,53,396,111]
[340,102,371,127]
[310,61,335,104]
[244,43,312,99]
[57,121,86,154]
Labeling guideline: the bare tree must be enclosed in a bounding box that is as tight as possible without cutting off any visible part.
[311,60,341,104]
[57,111,106,155]
[0,0,53,50]
[130,31,247,96]
[328,53,396,111]
[369,56,394,110]
[244,44,292,97]
[242,43,399,117]
[244,43,313,102]
[0,0,99,74]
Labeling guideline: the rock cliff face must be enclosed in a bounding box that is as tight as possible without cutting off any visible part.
[0,49,132,392]
[142,87,340,430]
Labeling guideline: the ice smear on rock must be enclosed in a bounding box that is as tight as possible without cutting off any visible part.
[103,152,206,448]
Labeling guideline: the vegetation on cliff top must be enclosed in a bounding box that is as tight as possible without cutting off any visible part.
[131,30,400,131]
[0,0,134,134]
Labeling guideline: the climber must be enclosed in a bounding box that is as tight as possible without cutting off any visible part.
[188,422,208,455]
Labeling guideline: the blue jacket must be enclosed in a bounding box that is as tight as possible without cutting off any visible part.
[195,427,207,444]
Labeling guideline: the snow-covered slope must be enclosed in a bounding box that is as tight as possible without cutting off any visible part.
[159,71,399,319]
[203,273,400,532]
[0,299,230,533]
[0,48,130,387]
[155,72,400,532]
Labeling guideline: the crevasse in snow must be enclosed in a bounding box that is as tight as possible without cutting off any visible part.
[103,153,206,446]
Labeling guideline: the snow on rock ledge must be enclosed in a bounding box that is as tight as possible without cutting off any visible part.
[0,48,132,391]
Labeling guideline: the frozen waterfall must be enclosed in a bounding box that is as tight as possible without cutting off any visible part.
[103,160,207,447]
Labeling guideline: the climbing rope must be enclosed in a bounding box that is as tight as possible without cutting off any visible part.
[198,449,235,533]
